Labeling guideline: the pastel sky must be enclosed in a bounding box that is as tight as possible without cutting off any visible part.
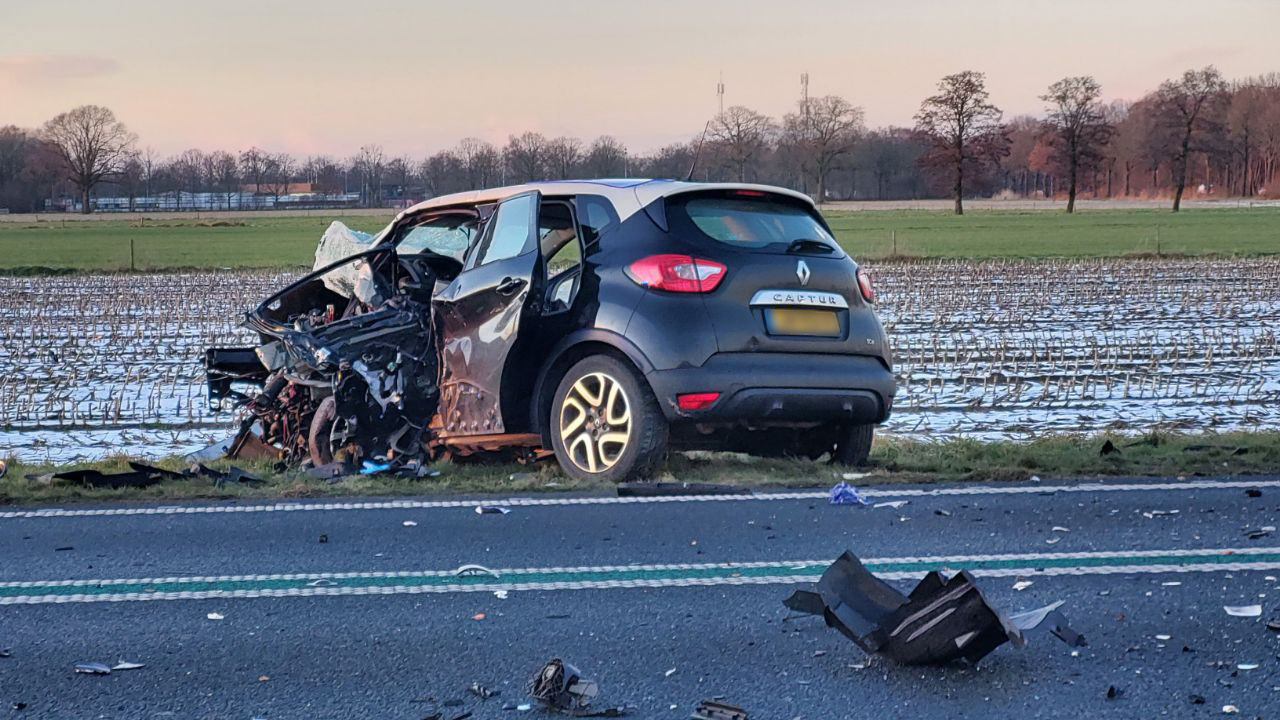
[1,0,1275,157]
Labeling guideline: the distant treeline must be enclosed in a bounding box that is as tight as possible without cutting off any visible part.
[1,66,1277,214]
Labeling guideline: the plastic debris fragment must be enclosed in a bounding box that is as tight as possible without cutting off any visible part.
[783,550,1085,665]
[828,482,868,506]
[1223,605,1262,617]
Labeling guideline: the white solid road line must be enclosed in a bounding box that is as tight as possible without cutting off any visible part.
[2,478,1275,520]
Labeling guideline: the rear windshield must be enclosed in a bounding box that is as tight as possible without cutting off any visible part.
[669,194,839,254]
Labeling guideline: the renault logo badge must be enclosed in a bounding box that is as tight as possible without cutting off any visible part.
[796,260,810,286]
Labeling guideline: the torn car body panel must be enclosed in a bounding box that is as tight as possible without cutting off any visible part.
[784,551,1084,665]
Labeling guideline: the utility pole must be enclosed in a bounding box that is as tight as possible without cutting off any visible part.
[800,72,810,118]
[717,71,725,117]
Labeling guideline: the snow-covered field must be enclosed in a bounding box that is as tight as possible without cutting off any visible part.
[2,257,1276,463]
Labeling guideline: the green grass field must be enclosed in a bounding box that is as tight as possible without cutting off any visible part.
[0,208,1277,272]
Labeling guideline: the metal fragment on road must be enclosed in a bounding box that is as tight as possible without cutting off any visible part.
[872,500,909,509]
[475,506,511,515]
[528,658,627,717]
[111,661,145,671]
[206,612,225,620]
[782,550,1084,665]
[1223,605,1262,617]
[1012,580,1033,591]
[74,662,112,675]
[690,699,748,720]
[1236,663,1258,670]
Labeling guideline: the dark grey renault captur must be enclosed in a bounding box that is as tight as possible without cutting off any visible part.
[206,179,895,483]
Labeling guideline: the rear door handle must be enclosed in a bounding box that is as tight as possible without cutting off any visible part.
[496,276,526,296]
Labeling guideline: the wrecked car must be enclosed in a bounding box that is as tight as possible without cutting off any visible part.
[206,179,896,482]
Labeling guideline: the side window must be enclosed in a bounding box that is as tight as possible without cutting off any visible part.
[475,194,535,267]
[539,201,579,277]
[575,195,618,250]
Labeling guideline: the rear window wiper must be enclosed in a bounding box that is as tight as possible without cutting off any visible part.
[786,238,836,255]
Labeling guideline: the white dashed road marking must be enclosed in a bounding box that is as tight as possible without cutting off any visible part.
[2,479,1275,520]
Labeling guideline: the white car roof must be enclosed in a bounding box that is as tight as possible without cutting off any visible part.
[391,179,816,225]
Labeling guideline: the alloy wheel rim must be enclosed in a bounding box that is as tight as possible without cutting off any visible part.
[559,372,631,473]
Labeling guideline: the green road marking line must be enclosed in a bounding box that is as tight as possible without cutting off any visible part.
[4,547,1279,605]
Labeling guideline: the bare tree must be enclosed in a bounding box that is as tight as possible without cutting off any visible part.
[454,137,499,189]
[1040,76,1113,212]
[1153,66,1227,211]
[208,150,239,208]
[782,96,863,203]
[914,71,1008,214]
[546,136,584,179]
[708,105,776,182]
[352,144,385,207]
[265,153,296,202]
[420,151,462,197]
[1229,84,1270,196]
[582,136,628,178]
[504,132,549,183]
[239,147,267,194]
[41,105,136,213]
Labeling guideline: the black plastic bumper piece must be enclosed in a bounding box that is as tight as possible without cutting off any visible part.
[644,352,896,424]
[205,347,268,401]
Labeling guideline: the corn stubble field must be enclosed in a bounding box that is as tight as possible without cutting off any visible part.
[0,257,1277,463]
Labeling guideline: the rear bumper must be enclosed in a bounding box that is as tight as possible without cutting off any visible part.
[644,352,896,425]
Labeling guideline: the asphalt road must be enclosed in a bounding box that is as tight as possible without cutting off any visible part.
[3,476,1280,719]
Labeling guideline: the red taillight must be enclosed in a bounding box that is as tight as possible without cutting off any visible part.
[626,254,727,293]
[677,392,720,411]
[856,267,875,303]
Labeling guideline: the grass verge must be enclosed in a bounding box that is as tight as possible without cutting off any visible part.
[2,431,1275,506]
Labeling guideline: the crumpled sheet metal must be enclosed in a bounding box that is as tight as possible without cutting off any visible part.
[528,659,627,717]
[784,551,1085,665]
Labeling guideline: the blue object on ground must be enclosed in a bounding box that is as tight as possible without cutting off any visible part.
[829,481,869,506]
[360,461,392,475]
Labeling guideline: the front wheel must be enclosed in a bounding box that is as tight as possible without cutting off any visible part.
[549,355,668,483]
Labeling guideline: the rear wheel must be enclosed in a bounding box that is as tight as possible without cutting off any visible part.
[831,423,874,466]
[549,355,668,483]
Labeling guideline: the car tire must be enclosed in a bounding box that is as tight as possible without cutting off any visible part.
[549,355,668,483]
[831,423,874,466]
[308,396,338,467]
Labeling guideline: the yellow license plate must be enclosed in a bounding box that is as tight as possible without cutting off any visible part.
[765,308,841,337]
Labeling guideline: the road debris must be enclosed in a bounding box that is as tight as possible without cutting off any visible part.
[468,682,499,699]
[206,612,225,621]
[783,550,1085,665]
[1236,663,1258,670]
[690,699,748,719]
[1012,580,1034,591]
[73,662,113,675]
[1245,488,1263,498]
[528,658,628,717]
[0,648,12,658]
[1244,526,1274,540]
[402,520,418,527]
[872,500,909,509]
[455,564,499,578]
[493,590,509,599]
[111,661,145,671]
[1223,605,1262,618]
[1105,685,1124,700]
[1223,705,1239,714]
[828,482,868,506]
[475,506,511,515]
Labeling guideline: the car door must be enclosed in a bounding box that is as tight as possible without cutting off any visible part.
[433,191,541,436]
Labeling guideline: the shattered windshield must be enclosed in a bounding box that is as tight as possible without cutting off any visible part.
[396,216,477,261]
